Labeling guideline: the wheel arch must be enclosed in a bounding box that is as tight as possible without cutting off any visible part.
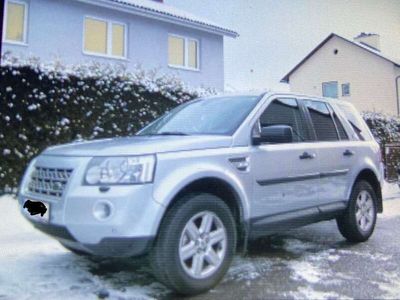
[157,177,249,253]
[351,168,383,213]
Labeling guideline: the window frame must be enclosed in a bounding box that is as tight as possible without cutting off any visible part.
[82,15,128,60]
[301,99,351,142]
[3,0,29,46]
[322,81,339,99]
[168,33,200,71]
[252,98,312,145]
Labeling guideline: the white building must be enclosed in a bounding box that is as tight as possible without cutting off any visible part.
[281,33,400,116]
[1,0,238,90]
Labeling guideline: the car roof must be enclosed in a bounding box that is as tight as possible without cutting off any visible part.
[208,91,356,110]
[208,91,267,98]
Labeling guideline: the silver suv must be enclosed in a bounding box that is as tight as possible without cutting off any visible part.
[18,92,384,295]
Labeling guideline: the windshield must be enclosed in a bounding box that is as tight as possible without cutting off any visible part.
[138,95,260,136]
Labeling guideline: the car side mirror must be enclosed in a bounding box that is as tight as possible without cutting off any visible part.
[253,125,294,145]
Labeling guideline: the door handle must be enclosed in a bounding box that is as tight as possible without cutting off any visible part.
[299,152,316,160]
[343,149,355,157]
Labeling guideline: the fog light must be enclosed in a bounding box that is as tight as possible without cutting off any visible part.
[93,201,113,220]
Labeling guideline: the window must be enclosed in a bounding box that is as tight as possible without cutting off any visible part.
[168,36,185,66]
[138,96,259,136]
[333,113,349,140]
[83,17,126,58]
[112,23,125,57]
[322,81,338,98]
[188,40,198,69]
[342,83,350,97]
[168,35,199,70]
[4,0,28,44]
[337,102,373,141]
[305,100,339,141]
[84,18,107,55]
[258,98,309,143]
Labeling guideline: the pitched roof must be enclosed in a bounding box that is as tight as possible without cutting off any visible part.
[77,0,238,37]
[281,33,400,83]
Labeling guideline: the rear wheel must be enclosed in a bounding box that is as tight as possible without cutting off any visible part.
[150,193,236,295]
[337,180,377,242]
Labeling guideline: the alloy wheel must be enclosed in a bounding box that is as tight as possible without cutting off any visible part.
[178,211,227,279]
[355,190,375,232]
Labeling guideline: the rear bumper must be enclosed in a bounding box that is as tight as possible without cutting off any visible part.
[27,218,154,257]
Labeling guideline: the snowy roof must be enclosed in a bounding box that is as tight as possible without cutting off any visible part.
[77,0,238,37]
[281,33,400,83]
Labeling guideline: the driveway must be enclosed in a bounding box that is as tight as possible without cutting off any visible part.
[1,185,399,299]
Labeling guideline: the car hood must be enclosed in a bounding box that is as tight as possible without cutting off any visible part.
[42,135,233,157]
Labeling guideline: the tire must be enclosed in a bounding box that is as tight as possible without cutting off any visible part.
[150,193,237,295]
[59,242,91,256]
[336,180,378,242]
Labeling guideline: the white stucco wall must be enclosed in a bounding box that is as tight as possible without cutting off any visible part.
[288,36,400,115]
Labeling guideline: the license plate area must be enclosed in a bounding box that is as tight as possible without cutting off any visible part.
[23,200,50,223]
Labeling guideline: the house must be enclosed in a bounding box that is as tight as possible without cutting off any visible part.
[281,33,400,116]
[1,0,238,90]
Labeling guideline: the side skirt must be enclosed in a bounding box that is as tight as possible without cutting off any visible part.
[248,201,347,240]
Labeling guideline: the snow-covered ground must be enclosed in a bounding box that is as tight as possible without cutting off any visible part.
[382,180,400,199]
[0,195,164,300]
[0,182,399,299]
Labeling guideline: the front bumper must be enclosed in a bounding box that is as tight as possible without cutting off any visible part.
[26,219,154,256]
[18,155,165,257]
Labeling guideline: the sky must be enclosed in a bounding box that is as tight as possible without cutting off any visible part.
[166,0,400,92]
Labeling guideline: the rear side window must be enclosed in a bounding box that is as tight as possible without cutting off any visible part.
[333,112,349,140]
[336,103,373,141]
[259,98,309,142]
[304,100,339,141]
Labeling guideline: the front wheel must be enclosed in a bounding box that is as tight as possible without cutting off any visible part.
[337,180,377,242]
[150,193,236,295]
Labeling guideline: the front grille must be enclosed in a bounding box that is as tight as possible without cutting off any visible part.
[28,167,73,198]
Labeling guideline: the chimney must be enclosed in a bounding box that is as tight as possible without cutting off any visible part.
[354,32,380,51]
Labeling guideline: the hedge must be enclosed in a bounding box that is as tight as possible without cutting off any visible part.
[362,112,400,180]
[362,112,400,145]
[0,53,213,191]
[1,53,400,191]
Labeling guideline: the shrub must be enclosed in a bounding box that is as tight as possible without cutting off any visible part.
[0,53,214,191]
[362,111,400,145]
[362,111,400,180]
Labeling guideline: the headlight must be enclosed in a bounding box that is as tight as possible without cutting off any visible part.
[84,155,156,185]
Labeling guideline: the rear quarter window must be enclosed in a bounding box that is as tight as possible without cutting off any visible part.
[336,102,374,141]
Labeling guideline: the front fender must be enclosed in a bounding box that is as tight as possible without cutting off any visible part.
[152,160,251,223]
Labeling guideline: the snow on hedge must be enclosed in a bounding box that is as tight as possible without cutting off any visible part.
[0,53,215,190]
[1,52,400,191]
[362,111,400,144]
[362,112,400,180]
